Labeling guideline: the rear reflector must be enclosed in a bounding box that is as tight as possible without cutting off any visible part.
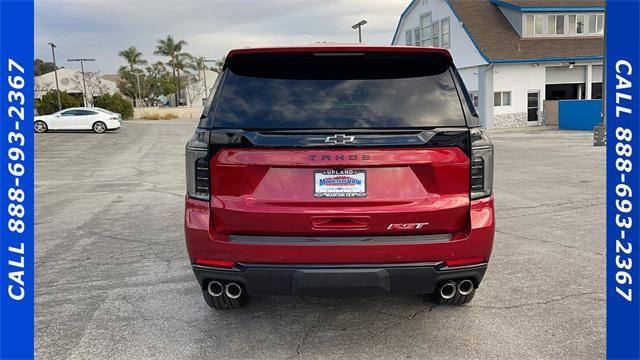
[194,259,235,268]
[445,257,485,267]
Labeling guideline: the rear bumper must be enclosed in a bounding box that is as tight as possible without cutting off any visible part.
[184,195,495,265]
[106,120,122,130]
[192,262,487,297]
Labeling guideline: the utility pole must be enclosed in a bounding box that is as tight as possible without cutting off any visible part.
[352,20,367,43]
[67,58,95,107]
[48,42,62,111]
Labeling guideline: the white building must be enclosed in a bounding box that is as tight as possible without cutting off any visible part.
[391,0,604,128]
[35,68,119,106]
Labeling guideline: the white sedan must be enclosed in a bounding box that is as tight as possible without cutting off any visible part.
[34,107,122,134]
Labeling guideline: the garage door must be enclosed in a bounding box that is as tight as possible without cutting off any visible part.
[545,65,586,84]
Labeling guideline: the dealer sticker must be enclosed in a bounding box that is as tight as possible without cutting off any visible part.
[314,169,366,198]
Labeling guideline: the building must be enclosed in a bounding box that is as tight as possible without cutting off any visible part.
[391,0,604,128]
[35,68,119,106]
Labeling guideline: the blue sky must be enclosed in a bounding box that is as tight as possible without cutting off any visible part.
[35,0,407,74]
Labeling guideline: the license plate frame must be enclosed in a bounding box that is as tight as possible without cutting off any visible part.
[314,169,367,198]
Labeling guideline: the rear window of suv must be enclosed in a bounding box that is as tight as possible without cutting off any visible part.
[209,52,466,129]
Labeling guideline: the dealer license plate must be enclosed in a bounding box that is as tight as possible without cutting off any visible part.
[314,169,367,198]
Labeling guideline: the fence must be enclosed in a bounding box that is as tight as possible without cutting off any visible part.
[558,99,603,131]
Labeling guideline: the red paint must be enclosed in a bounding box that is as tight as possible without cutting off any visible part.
[211,148,470,236]
[445,257,486,267]
[194,259,235,268]
[184,146,495,266]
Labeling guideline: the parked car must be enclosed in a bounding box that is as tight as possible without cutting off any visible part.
[184,45,495,310]
[34,107,122,134]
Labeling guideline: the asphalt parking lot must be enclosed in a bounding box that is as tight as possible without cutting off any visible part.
[35,121,605,359]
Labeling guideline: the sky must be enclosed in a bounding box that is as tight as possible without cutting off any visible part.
[35,0,408,75]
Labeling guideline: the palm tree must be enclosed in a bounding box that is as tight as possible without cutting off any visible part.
[210,56,226,74]
[189,56,208,96]
[118,46,147,106]
[173,52,193,105]
[154,35,188,106]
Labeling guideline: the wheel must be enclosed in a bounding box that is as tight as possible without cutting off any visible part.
[202,281,248,310]
[92,121,107,134]
[34,120,48,133]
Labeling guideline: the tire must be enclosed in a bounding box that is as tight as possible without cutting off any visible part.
[34,120,48,133]
[92,121,107,134]
[202,286,248,310]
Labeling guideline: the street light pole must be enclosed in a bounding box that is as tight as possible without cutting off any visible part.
[48,42,62,111]
[351,20,367,43]
[67,58,95,107]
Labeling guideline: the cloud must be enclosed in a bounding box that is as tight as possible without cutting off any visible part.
[35,0,407,73]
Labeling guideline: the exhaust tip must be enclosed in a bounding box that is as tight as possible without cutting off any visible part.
[207,281,224,297]
[225,282,243,299]
[439,281,457,299]
[458,279,474,295]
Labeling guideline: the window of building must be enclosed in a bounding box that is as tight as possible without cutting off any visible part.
[588,14,597,33]
[596,14,604,34]
[525,14,544,35]
[569,15,576,35]
[469,91,479,107]
[420,13,433,46]
[413,27,421,46]
[432,19,440,47]
[525,15,534,35]
[591,83,603,99]
[548,15,556,35]
[556,15,565,34]
[577,14,585,33]
[534,15,543,35]
[494,91,511,107]
[527,13,603,37]
[441,17,450,48]
[405,30,413,46]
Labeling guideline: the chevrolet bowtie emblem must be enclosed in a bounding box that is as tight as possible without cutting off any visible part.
[325,134,355,145]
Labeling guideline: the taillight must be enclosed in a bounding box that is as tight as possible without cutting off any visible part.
[470,128,494,200]
[445,257,485,267]
[186,129,210,201]
[194,259,235,268]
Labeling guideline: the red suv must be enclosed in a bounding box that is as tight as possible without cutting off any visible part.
[185,46,494,309]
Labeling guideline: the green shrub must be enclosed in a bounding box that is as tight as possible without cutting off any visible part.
[94,93,134,120]
[35,90,82,115]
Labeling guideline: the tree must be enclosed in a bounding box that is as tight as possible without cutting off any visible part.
[154,35,188,106]
[173,52,193,104]
[35,90,81,115]
[94,93,134,120]
[116,67,139,103]
[34,77,52,99]
[34,58,60,76]
[118,46,147,106]
[210,56,226,74]
[68,72,109,107]
[144,61,176,105]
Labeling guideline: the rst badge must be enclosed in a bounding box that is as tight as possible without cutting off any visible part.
[387,223,430,230]
[314,169,366,198]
